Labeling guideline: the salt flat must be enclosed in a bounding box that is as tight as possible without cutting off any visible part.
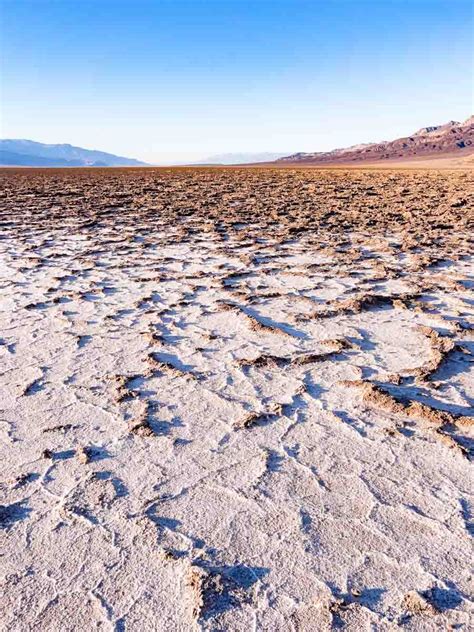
[0,167,473,631]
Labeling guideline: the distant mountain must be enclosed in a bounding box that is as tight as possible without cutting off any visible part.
[195,152,289,165]
[278,116,474,164]
[0,139,147,167]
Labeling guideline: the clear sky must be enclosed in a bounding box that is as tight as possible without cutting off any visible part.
[1,0,472,164]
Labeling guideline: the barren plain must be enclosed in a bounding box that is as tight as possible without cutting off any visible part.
[0,166,473,631]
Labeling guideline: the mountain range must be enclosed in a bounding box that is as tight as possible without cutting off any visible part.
[1,116,472,167]
[0,139,147,167]
[194,152,289,165]
[278,116,473,164]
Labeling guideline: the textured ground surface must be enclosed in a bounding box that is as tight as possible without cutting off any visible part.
[1,167,473,631]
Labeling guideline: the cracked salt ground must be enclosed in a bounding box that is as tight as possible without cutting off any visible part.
[0,167,473,630]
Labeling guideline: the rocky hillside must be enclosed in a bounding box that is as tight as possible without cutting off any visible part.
[278,116,474,164]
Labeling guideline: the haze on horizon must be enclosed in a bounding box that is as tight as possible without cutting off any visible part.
[1,0,472,165]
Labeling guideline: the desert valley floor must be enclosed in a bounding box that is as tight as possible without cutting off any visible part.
[0,166,473,631]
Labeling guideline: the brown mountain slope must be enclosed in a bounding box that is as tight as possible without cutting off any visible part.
[278,116,474,164]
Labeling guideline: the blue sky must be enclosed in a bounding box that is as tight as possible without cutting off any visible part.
[1,0,472,163]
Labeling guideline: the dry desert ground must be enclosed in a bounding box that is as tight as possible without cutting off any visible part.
[0,166,473,631]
